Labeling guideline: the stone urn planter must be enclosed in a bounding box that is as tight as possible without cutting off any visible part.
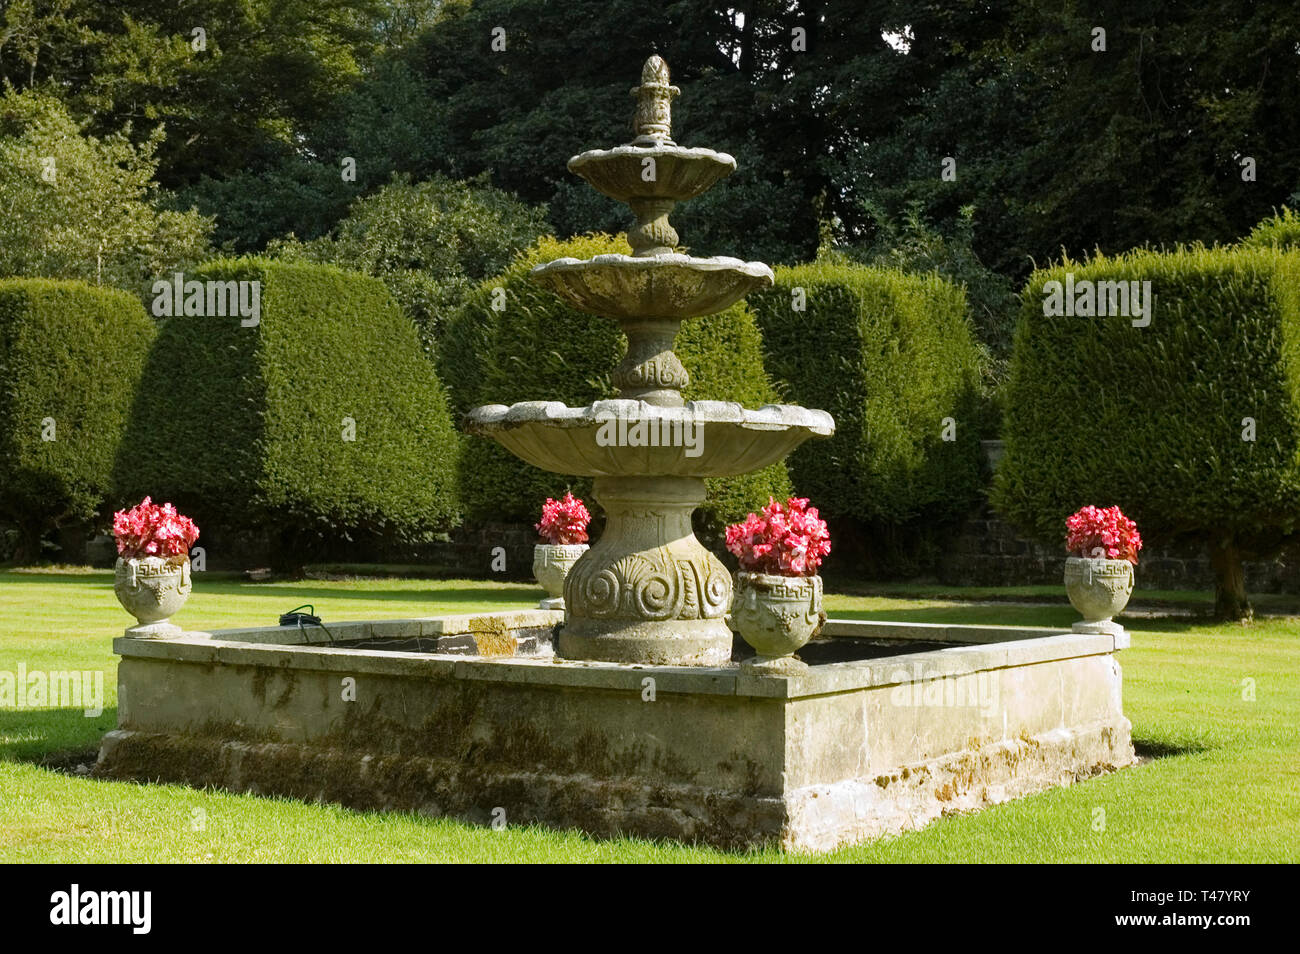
[533,492,592,611]
[732,572,825,673]
[1064,557,1133,634]
[533,543,588,610]
[114,555,192,638]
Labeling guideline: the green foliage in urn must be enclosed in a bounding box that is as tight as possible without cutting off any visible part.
[992,246,1300,621]
[115,258,459,564]
[441,233,791,531]
[0,279,155,561]
[748,262,986,559]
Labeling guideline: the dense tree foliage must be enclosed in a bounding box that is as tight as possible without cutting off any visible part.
[0,89,212,297]
[8,0,1292,299]
[270,173,550,344]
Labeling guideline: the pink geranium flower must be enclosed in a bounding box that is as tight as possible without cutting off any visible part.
[113,497,200,560]
[536,492,591,545]
[1065,505,1142,564]
[725,497,831,576]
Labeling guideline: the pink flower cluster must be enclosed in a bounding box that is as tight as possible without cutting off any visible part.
[1065,505,1142,564]
[112,497,200,560]
[536,492,591,545]
[725,497,831,576]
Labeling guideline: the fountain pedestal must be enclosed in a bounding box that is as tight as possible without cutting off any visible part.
[562,476,732,665]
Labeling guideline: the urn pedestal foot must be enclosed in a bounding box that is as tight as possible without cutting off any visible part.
[740,654,808,676]
[1071,619,1126,636]
[124,619,182,639]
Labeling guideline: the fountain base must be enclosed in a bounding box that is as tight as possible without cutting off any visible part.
[559,616,732,667]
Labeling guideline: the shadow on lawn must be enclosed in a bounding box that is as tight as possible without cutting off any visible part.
[1121,614,1264,635]
[829,605,1073,628]
[0,706,117,763]
[1131,737,1212,759]
[831,604,1272,634]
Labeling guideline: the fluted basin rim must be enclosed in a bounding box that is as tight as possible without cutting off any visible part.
[530,253,774,283]
[568,144,737,170]
[465,399,834,435]
[464,400,834,476]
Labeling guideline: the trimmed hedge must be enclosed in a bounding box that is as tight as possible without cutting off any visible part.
[992,246,1300,618]
[116,259,459,558]
[1241,207,1300,251]
[440,234,791,530]
[0,279,155,559]
[748,262,986,535]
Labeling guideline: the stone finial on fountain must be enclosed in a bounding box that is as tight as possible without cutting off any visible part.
[630,55,680,145]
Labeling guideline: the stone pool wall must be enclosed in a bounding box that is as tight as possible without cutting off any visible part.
[97,613,1134,851]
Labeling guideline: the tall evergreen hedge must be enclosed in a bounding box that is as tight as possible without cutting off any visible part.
[440,234,792,531]
[992,246,1300,620]
[747,262,986,564]
[116,259,459,561]
[0,279,155,561]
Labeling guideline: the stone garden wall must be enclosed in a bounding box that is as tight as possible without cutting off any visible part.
[936,499,1300,594]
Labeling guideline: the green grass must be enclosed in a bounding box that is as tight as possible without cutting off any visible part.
[2,570,1297,862]
[824,577,1300,613]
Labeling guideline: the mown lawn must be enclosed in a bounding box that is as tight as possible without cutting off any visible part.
[1,569,1296,862]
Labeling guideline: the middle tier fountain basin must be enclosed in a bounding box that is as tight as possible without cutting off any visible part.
[464,399,834,476]
[530,254,774,320]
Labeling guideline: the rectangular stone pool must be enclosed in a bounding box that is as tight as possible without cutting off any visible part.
[97,609,1134,851]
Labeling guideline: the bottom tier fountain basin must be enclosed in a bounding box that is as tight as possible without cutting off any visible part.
[97,612,1135,852]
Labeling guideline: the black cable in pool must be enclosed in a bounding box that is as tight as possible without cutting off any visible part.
[278,604,337,643]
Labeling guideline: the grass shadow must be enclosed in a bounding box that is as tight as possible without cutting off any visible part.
[829,605,1072,627]
[1132,737,1213,759]
[0,706,117,763]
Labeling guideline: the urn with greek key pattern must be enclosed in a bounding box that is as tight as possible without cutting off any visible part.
[731,571,824,673]
[113,555,192,638]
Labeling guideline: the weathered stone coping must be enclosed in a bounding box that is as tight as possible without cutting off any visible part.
[117,615,1129,702]
[191,608,564,645]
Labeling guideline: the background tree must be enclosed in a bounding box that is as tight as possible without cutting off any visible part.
[269,173,550,345]
[853,0,1300,280]
[0,88,211,296]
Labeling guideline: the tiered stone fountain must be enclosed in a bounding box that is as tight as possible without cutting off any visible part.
[467,56,833,666]
[97,56,1135,851]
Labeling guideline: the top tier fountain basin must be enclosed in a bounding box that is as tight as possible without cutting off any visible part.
[568,145,736,203]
